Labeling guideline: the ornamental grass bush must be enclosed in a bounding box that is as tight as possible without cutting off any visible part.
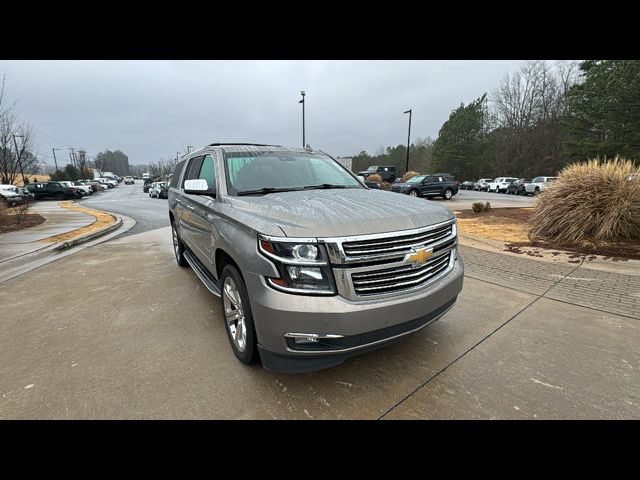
[366,173,382,184]
[528,157,640,246]
[402,171,420,182]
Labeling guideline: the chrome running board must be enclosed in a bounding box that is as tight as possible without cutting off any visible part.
[183,249,221,297]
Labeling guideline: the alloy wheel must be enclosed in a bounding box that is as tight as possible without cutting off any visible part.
[223,277,247,352]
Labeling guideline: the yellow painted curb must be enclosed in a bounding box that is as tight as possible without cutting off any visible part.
[38,201,116,243]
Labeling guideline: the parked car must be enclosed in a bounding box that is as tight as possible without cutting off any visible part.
[474,178,493,191]
[143,178,154,193]
[524,176,558,195]
[357,166,397,183]
[59,181,93,196]
[487,177,518,193]
[149,182,168,198]
[391,173,458,200]
[168,144,463,373]
[460,181,475,190]
[0,184,24,206]
[95,177,115,188]
[25,181,81,200]
[506,178,530,195]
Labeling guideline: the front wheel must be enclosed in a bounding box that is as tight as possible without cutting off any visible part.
[54,192,65,201]
[220,264,259,365]
[443,189,453,200]
[408,190,419,197]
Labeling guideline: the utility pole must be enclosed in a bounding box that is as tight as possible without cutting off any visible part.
[186,145,194,154]
[68,147,76,168]
[299,91,306,148]
[52,148,60,174]
[12,134,27,185]
[403,109,412,174]
[176,152,180,162]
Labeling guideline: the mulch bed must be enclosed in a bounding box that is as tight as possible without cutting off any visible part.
[456,207,640,261]
[0,213,46,233]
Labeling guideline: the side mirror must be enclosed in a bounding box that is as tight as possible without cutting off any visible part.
[184,179,215,196]
[356,175,366,185]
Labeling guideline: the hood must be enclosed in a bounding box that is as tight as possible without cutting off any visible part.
[226,188,454,238]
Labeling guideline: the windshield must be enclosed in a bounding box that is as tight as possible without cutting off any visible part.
[407,175,425,184]
[224,151,362,195]
[532,177,544,183]
[366,166,378,172]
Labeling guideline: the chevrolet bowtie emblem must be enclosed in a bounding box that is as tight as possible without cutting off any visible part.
[404,247,433,266]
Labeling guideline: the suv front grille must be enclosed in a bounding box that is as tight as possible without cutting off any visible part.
[351,250,451,296]
[341,222,453,262]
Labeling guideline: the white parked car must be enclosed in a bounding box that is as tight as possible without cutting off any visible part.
[60,181,93,195]
[474,178,493,191]
[488,177,518,193]
[149,182,167,198]
[524,176,558,195]
[0,184,24,206]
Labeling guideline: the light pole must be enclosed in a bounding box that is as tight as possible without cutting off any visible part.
[403,109,412,174]
[12,134,27,185]
[299,91,306,148]
[186,145,194,154]
[52,148,61,175]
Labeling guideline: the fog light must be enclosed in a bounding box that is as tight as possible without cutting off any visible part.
[286,266,323,281]
[294,336,319,344]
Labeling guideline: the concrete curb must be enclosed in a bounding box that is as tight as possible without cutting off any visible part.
[54,215,123,251]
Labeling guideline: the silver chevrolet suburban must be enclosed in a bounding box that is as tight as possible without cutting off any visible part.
[168,143,464,373]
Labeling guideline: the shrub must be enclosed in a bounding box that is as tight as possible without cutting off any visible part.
[380,181,392,191]
[472,202,492,214]
[528,157,640,246]
[403,171,420,182]
[366,174,382,184]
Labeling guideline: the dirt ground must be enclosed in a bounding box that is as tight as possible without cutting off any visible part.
[0,211,46,233]
[454,207,532,243]
[455,207,640,260]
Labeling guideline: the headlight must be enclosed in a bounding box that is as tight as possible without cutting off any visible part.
[258,235,336,295]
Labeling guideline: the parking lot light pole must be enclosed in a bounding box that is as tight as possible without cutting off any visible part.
[404,109,412,174]
[299,91,306,148]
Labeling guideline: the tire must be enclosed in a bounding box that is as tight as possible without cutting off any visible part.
[171,222,188,267]
[443,188,453,200]
[54,192,65,201]
[220,264,259,365]
[534,187,540,195]
[408,189,419,197]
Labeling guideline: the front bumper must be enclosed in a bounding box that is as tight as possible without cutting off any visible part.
[246,252,464,373]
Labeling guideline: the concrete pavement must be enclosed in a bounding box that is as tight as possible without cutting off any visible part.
[1,225,638,419]
[0,202,95,262]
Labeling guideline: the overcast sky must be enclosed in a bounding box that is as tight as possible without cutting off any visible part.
[0,60,525,166]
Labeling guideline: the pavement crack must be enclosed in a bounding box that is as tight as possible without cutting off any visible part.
[377,258,586,420]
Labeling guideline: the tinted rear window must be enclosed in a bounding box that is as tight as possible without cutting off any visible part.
[170,160,186,188]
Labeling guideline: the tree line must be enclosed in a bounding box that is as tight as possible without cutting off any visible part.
[352,60,639,181]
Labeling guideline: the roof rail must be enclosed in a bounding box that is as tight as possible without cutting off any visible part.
[208,143,282,147]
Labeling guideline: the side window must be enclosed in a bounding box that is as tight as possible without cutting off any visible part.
[182,156,204,187]
[170,160,186,188]
[198,154,216,191]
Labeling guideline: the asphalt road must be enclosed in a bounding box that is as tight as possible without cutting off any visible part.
[79,180,169,236]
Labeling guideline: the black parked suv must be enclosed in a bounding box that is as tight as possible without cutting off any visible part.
[357,166,397,183]
[25,181,82,200]
[506,178,530,195]
[391,173,458,200]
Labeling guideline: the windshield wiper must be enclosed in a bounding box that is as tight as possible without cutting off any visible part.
[236,187,302,196]
[303,184,348,190]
